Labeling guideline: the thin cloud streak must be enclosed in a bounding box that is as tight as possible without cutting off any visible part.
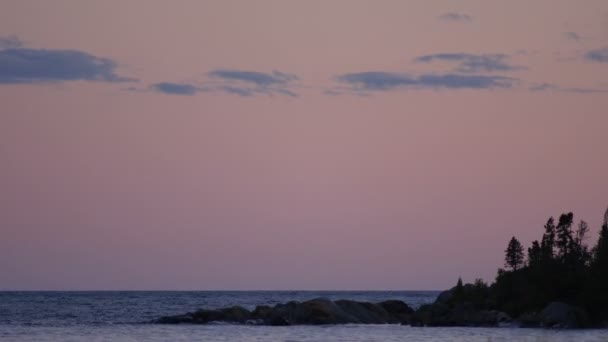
[207,69,299,97]
[414,53,525,73]
[151,70,299,97]
[438,12,472,22]
[529,82,608,93]
[336,71,516,91]
[564,32,581,41]
[152,82,199,95]
[208,70,298,86]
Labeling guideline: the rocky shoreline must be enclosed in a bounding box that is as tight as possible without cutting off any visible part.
[152,287,600,328]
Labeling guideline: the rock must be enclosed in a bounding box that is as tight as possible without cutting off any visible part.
[435,289,454,305]
[252,305,273,320]
[496,311,513,326]
[155,306,252,324]
[516,312,541,327]
[153,298,419,325]
[220,306,252,323]
[191,306,251,324]
[378,300,413,313]
[154,313,194,324]
[334,300,389,324]
[410,302,509,327]
[272,298,356,325]
[268,315,290,326]
[540,302,589,328]
[411,303,451,326]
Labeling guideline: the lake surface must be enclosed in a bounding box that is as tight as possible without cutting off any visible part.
[0,291,605,341]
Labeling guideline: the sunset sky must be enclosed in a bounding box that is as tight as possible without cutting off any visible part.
[1,0,608,290]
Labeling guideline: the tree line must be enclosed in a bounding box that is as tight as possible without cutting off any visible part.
[499,207,608,322]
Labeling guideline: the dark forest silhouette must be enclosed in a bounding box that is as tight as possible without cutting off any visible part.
[439,207,608,327]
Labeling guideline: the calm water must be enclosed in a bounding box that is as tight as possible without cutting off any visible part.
[0,291,606,341]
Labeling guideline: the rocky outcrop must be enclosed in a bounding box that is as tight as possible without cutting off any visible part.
[512,302,591,328]
[410,302,511,327]
[540,302,590,328]
[152,295,598,328]
[153,298,414,326]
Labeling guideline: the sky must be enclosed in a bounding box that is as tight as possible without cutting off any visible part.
[1,0,608,291]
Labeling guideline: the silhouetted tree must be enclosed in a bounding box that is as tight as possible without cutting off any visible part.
[592,208,608,271]
[505,236,524,271]
[445,208,608,325]
[450,276,465,305]
[540,217,556,262]
[555,212,574,261]
[527,240,542,268]
[570,220,591,268]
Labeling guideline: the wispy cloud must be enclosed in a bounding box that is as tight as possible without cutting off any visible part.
[529,83,608,93]
[208,70,297,86]
[585,47,608,63]
[564,32,581,41]
[438,12,472,22]
[335,72,516,91]
[0,35,23,49]
[151,82,199,95]
[0,47,135,84]
[151,70,299,97]
[414,53,525,73]
[206,69,298,97]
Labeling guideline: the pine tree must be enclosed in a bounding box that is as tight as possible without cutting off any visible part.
[527,240,542,268]
[505,236,524,271]
[555,212,574,261]
[540,217,556,262]
[592,208,608,271]
[571,220,591,268]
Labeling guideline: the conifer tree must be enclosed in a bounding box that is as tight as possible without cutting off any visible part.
[527,240,542,268]
[555,212,574,261]
[540,217,556,261]
[505,236,524,271]
[592,208,608,271]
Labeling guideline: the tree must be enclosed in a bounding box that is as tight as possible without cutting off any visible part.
[450,276,465,305]
[505,236,524,271]
[540,217,556,261]
[592,208,608,271]
[527,240,542,268]
[555,212,574,261]
[571,220,591,268]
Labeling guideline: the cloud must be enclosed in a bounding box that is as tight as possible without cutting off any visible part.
[219,85,256,97]
[206,69,298,96]
[336,71,516,91]
[528,83,557,92]
[529,83,608,93]
[0,48,135,84]
[585,47,608,63]
[564,32,581,41]
[323,89,342,96]
[208,70,297,86]
[151,82,199,95]
[0,35,23,49]
[438,12,472,22]
[414,53,525,73]
[151,70,299,97]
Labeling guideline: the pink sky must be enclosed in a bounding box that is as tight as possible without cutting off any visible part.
[1,0,607,290]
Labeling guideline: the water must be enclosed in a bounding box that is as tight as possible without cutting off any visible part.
[0,291,605,341]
